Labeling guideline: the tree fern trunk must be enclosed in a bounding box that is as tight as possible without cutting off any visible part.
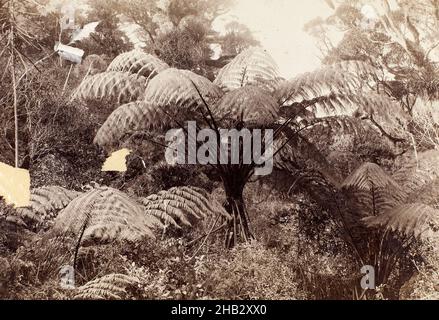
[223,185,254,248]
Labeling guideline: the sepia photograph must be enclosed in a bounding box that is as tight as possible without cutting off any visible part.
[0,0,438,305]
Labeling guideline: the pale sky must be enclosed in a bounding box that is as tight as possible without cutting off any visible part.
[215,0,333,78]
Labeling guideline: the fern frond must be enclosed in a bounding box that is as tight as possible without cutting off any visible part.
[144,68,223,110]
[74,273,139,300]
[16,186,82,225]
[274,63,362,106]
[214,47,281,92]
[142,186,231,228]
[143,200,192,226]
[72,71,147,104]
[214,85,279,127]
[342,163,406,216]
[364,203,439,239]
[54,187,162,244]
[107,50,169,79]
[93,101,171,148]
[342,162,402,191]
[169,186,230,219]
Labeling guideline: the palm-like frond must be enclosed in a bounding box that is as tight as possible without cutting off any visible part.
[342,162,406,216]
[144,68,223,110]
[74,273,140,300]
[16,186,82,225]
[364,203,439,239]
[214,47,281,92]
[72,71,148,104]
[342,162,402,192]
[142,186,231,227]
[343,160,439,240]
[214,85,279,127]
[107,50,169,79]
[93,101,171,148]
[54,187,162,244]
[274,61,369,106]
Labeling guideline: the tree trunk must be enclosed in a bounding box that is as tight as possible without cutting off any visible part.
[223,185,254,248]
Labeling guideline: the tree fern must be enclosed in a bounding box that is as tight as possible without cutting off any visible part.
[214,47,281,92]
[344,160,439,240]
[107,50,169,79]
[89,45,409,247]
[74,273,140,300]
[274,63,408,140]
[72,71,148,104]
[274,60,379,105]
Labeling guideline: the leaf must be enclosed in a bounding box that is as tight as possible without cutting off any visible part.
[53,186,162,244]
[72,71,147,104]
[364,203,439,239]
[214,47,281,92]
[107,50,169,79]
[93,101,171,148]
[214,85,279,127]
[16,186,82,225]
[74,274,140,300]
[144,68,223,110]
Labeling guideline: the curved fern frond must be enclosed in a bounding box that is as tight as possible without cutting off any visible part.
[214,47,281,92]
[169,186,230,219]
[107,50,169,79]
[93,101,171,148]
[142,186,231,228]
[72,71,147,104]
[342,162,402,191]
[16,186,82,225]
[214,85,279,127]
[364,203,439,239]
[342,162,406,216]
[54,187,162,244]
[74,273,140,300]
[144,68,223,111]
[274,63,363,107]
